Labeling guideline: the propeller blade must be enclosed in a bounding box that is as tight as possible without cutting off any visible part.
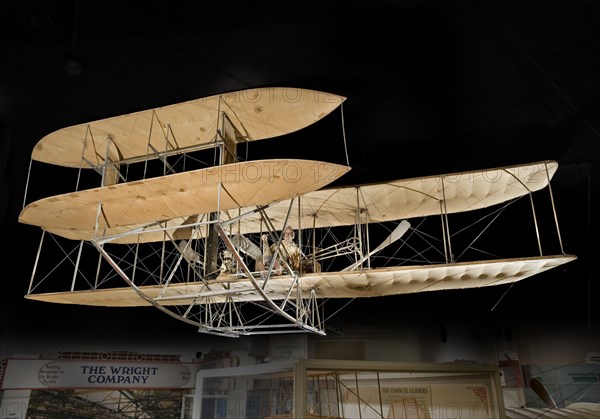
[342,220,410,271]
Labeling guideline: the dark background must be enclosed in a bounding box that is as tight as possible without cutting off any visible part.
[1,0,598,349]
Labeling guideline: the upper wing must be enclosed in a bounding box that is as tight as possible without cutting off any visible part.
[19,159,350,238]
[226,159,558,232]
[37,160,556,244]
[32,87,346,168]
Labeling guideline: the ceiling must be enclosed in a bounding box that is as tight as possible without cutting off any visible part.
[1,0,598,340]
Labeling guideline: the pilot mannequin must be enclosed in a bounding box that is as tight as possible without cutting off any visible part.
[258,225,300,274]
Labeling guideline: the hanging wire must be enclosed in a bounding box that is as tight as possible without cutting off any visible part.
[490,283,515,312]
[324,297,356,323]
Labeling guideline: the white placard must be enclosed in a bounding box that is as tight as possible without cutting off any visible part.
[269,335,307,361]
[1,359,194,389]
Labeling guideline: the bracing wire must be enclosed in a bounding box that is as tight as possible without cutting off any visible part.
[340,103,350,166]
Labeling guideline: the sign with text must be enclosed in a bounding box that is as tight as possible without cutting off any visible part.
[1,359,194,390]
[269,335,307,361]
[343,384,496,418]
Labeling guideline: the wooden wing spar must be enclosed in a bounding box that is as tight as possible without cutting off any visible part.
[32,87,346,168]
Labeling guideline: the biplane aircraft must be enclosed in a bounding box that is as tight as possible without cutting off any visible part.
[18,87,577,337]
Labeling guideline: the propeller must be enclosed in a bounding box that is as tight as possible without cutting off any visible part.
[342,220,410,271]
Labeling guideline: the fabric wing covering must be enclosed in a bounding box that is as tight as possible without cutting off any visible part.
[225,159,558,234]
[32,160,557,244]
[31,87,346,168]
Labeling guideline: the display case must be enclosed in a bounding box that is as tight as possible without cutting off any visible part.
[193,359,506,418]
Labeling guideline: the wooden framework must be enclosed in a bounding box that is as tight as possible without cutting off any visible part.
[19,87,576,337]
